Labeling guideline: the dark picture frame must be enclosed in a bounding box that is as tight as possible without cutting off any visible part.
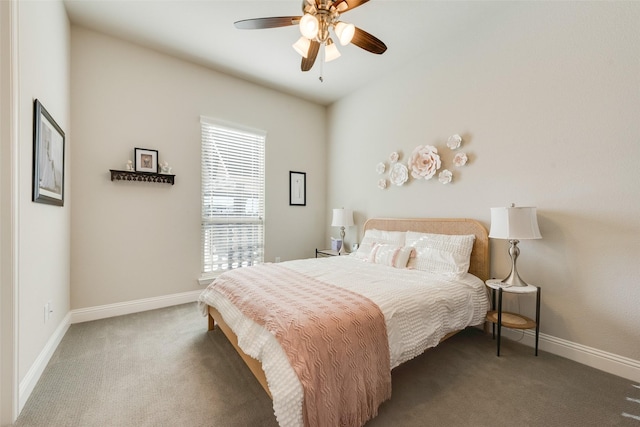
[32,99,65,206]
[289,171,306,206]
[134,148,159,173]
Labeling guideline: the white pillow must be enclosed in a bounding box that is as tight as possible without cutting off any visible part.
[405,231,475,278]
[368,244,414,268]
[353,229,406,260]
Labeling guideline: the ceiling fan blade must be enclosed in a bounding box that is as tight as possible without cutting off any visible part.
[351,27,387,54]
[301,40,320,71]
[234,16,300,30]
[333,0,370,13]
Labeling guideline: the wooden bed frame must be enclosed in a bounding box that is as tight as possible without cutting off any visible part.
[206,217,490,398]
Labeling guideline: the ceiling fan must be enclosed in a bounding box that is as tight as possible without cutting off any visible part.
[234,0,387,73]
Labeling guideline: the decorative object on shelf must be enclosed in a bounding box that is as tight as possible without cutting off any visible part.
[438,169,453,184]
[159,161,172,174]
[331,208,354,254]
[407,145,441,180]
[126,160,134,171]
[389,151,399,163]
[375,162,385,174]
[109,169,175,185]
[134,148,158,173]
[389,162,408,186]
[32,99,65,206]
[489,203,542,287]
[447,134,463,150]
[289,171,306,206]
[377,178,387,190]
[453,152,468,167]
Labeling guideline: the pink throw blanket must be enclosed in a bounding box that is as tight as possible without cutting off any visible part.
[212,263,392,427]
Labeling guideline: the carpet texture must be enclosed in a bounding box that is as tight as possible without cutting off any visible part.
[13,303,640,426]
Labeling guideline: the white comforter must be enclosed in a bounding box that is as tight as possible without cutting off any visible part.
[198,256,489,427]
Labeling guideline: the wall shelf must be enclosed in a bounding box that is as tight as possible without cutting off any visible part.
[109,169,175,185]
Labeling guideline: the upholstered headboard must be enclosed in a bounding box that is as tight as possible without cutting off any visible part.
[363,218,490,281]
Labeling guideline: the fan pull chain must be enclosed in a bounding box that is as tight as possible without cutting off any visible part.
[319,45,325,82]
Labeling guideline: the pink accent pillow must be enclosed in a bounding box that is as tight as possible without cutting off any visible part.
[368,244,414,268]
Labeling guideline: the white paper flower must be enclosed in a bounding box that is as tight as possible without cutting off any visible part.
[407,145,441,180]
[438,169,453,184]
[376,162,386,174]
[389,152,399,164]
[453,152,468,167]
[389,163,409,186]
[447,134,463,150]
[377,179,387,190]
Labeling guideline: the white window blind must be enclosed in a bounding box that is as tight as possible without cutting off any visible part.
[201,117,265,276]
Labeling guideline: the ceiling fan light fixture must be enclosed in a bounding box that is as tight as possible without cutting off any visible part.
[292,36,311,58]
[324,38,341,62]
[299,13,319,39]
[334,21,355,46]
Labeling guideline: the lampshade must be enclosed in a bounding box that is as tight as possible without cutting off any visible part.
[489,205,542,240]
[299,13,319,39]
[292,37,311,58]
[331,208,354,227]
[324,39,341,62]
[334,21,355,45]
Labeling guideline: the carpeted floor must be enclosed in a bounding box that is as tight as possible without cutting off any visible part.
[13,303,640,426]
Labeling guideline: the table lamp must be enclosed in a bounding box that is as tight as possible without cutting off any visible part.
[331,208,354,254]
[489,204,542,287]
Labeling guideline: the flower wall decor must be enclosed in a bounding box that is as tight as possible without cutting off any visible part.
[389,163,409,186]
[407,145,441,180]
[375,135,471,189]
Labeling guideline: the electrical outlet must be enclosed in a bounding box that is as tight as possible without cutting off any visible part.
[44,303,48,324]
[47,301,53,321]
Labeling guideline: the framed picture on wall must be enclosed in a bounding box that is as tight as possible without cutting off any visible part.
[289,171,306,206]
[32,99,65,206]
[134,148,159,173]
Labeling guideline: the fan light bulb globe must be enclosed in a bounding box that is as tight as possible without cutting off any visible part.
[292,37,311,58]
[324,39,341,62]
[299,14,319,39]
[335,22,355,45]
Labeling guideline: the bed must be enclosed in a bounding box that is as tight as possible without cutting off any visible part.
[198,217,490,427]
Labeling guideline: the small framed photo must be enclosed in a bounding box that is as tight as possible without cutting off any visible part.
[289,171,306,206]
[32,99,65,206]
[134,148,158,173]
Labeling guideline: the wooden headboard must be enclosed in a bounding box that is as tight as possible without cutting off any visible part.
[363,218,490,281]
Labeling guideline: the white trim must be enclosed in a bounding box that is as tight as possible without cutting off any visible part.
[501,328,640,382]
[0,0,20,423]
[70,290,202,324]
[18,312,70,413]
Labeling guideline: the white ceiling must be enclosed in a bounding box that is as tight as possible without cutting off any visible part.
[64,1,517,106]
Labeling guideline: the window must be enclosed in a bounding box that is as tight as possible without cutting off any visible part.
[201,117,265,278]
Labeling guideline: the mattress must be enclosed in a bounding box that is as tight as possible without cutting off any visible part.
[198,255,489,426]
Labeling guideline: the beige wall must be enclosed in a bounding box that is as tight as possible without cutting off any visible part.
[327,2,640,361]
[15,0,71,384]
[70,27,327,309]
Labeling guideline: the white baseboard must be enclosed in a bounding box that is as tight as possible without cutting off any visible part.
[501,328,640,383]
[70,290,202,324]
[18,312,71,413]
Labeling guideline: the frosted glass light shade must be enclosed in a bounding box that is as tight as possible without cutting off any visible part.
[292,37,311,58]
[489,206,542,240]
[335,21,355,45]
[331,208,354,227]
[324,39,341,62]
[299,14,319,39]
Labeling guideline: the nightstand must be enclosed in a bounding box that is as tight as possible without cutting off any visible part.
[315,249,341,258]
[485,279,540,357]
